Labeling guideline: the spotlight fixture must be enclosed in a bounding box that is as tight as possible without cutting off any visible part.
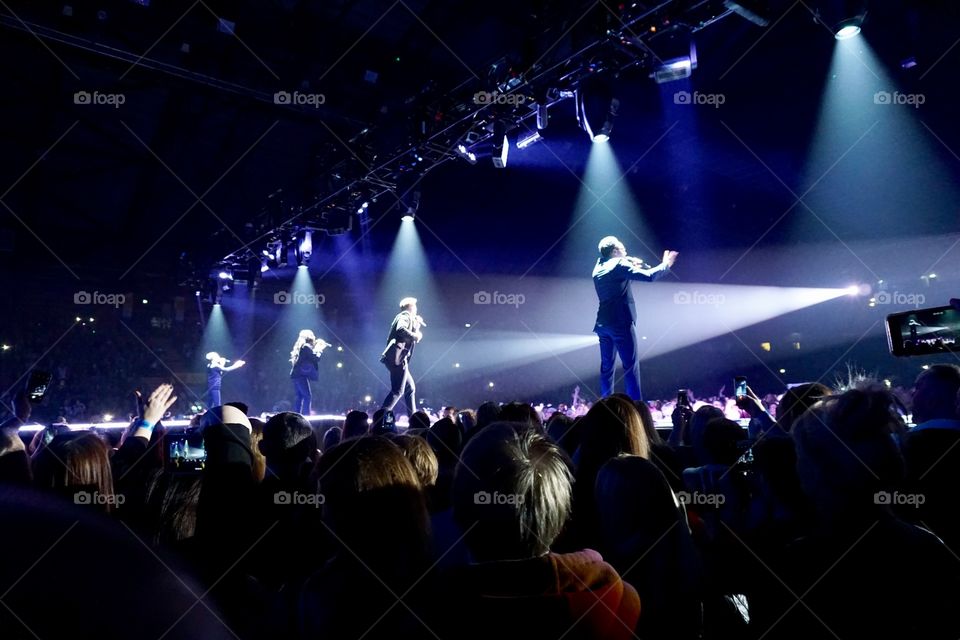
[649,28,698,83]
[576,78,620,142]
[815,1,867,39]
[537,102,549,130]
[516,130,542,150]
[455,143,477,165]
[294,229,313,266]
[492,121,508,168]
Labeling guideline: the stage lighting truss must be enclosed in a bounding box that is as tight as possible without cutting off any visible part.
[208,0,760,275]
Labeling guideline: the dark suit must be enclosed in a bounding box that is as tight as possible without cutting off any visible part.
[380,310,420,415]
[592,257,669,400]
[290,344,320,415]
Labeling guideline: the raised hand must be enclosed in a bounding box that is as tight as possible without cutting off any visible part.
[662,250,679,268]
[143,383,178,425]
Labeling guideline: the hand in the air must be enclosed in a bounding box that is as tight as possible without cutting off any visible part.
[662,250,679,268]
[235,360,246,368]
[143,384,177,425]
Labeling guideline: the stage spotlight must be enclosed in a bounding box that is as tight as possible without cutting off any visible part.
[294,230,313,266]
[401,213,415,222]
[356,201,369,215]
[815,1,867,39]
[576,77,620,142]
[537,100,549,130]
[516,130,542,150]
[218,269,233,281]
[649,28,697,83]
[456,144,477,165]
[492,121,508,168]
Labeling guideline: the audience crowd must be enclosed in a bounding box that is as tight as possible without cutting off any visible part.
[2,364,960,639]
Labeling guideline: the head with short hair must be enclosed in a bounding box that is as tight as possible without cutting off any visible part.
[498,402,543,428]
[408,411,431,431]
[259,411,317,465]
[701,418,744,466]
[399,297,418,314]
[598,235,626,259]
[322,426,342,452]
[454,423,573,561]
[475,401,501,429]
[912,364,960,424]
[391,434,439,488]
[342,410,370,439]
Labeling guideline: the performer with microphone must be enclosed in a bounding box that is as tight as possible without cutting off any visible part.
[593,236,678,400]
[289,329,330,415]
[380,297,423,417]
[205,352,246,408]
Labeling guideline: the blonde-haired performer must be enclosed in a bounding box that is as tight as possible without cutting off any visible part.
[205,352,245,408]
[289,329,330,415]
[379,297,424,416]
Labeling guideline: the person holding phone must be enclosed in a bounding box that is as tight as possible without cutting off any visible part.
[290,330,330,416]
[205,352,246,408]
[592,236,678,400]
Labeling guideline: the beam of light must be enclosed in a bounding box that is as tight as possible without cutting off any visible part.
[200,302,234,367]
[415,331,598,372]
[561,140,659,277]
[378,216,445,326]
[795,35,960,244]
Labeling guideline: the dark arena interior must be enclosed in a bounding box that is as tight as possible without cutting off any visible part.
[2,0,960,638]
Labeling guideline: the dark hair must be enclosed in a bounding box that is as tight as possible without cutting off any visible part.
[545,412,577,455]
[408,411,432,431]
[777,383,832,432]
[454,423,573,561]
[322,426,343,452]
[32,432,116,511]
[249,417,267,482]
[687,405,724,453]
[390,434,439,488]
[426,417,462,463]
[598,235,621,259]
[701,418,744,466]
[913,364,960,424]
[498,402,542,428]
[475,402,501,429]
[793,388,906,513]
[260,412,317,462]
[343,410,370,440]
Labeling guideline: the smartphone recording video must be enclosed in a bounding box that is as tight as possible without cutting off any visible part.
[26,370,53,404]
[676,389,690,408]
[886,305,960,357]
[734,376,747,398]
[166,428,206,471]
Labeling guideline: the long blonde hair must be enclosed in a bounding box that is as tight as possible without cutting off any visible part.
[290,329,315,365]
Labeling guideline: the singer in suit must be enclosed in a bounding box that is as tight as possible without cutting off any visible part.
[380,297,423,416]
[593,236,678,400]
